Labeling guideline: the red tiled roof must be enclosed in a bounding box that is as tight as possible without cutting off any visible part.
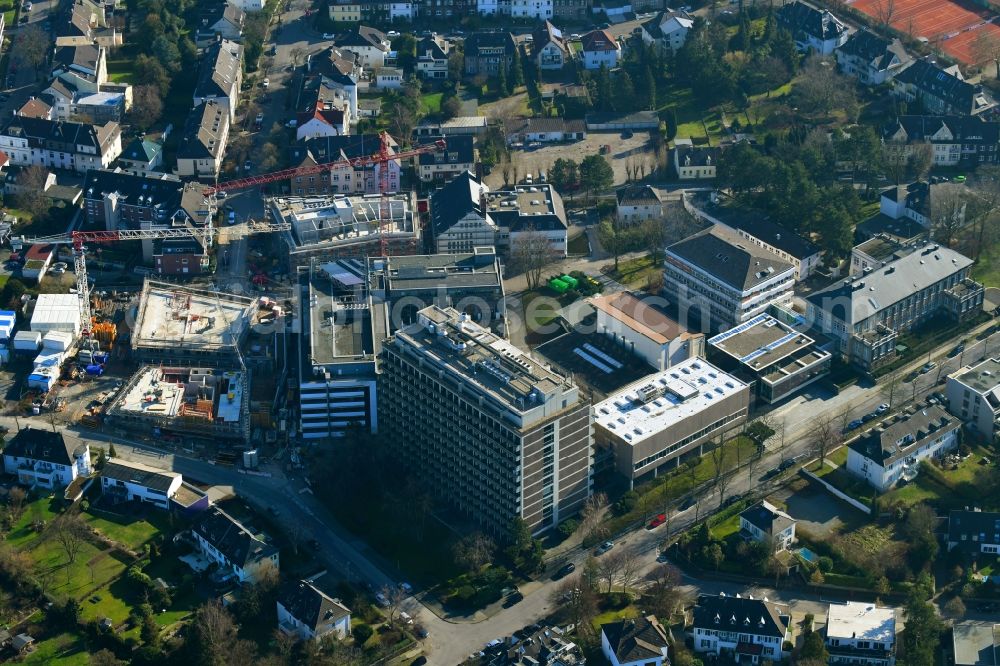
[25,244,54,261]
[581,29,619,52]
[296,105,345,129]
[0,151,8,168]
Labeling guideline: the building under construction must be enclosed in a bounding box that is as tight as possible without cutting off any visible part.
[131,280,257,365]
[271,192,419,269]
[106,366,249,443]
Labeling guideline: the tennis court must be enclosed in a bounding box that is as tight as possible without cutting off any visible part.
[848,0,1000,65]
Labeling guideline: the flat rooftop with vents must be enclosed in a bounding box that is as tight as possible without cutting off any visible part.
[132,281,255,360]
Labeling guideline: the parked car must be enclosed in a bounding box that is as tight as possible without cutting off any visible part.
[399,611,414,625]
[244,160,253,172]
[554,562,576,579]
[762,467,780,480]
[876,403,890,413]
[679,495,697,511]
[24,2,32,10]
[656,551,669,563]
[647,513,666,529]
[398,581,413,594]
[307,538,320,550]
[322,32,336,39]
[414,625,428,639]
[595,540,615,555]
[920,362,936,374]
[503,591,524,607]
[411,658,428,666]
[949,343,965,357]
[375,592,389,607]
[722,493,744,507]
[261,78,269,88]
[216,190,228,198]
[843,418,863,433]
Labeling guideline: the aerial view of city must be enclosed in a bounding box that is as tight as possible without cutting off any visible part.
[0,0,997,663]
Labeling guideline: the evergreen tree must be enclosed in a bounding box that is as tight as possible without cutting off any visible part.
[664,108,678,141]
[109,443,117,458]
[497,65,509,96]
[642,65,657,110]
[617,72,637,111]
[511,48,524,88]
[596,64,613,111]
[772,28,800,74]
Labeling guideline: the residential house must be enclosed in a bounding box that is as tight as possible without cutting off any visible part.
[806,244,983,371]
[552,0,587,18]
[375,67,403,89]
[329,1,362,22]
[826,603,897,666]
[193,39,243,122]
[893,59,996,116]
[509,0,553,19]
[2,428,91,489]
[594,0,632,20]
[118,137,164,173]
[56,0,120,49]
[952,621,1000,666]
[846,403,961,491]
[487,182,569,256]
[51,44,107,94]
[477,0,499,15]
[707,312,831,403]
[295,103,347,140]
[300,70,359,124]
[288,134,400,195]
[307,45,364,82]
[533,20,570,70]
[616,184,664,224]
[0,116,122,173]
[739,500,796,551]
[430,170,498,253]
[420,0,474,18]
[654,10,694,52]
[946,509,1000,556]
[836,29,909,85]
[664,226,796,331]
[589,291,705,372]
[175,101,230,180]
[335,25,390,67]
[946,358,1000,440]
[581,29,621,70]
[414,116,489,137]
[877,181,951,227]
[190,506,279,583]
[417,35,449,79]
[777,0,849,55]
[17,98,54,120]
[674,143,719,180]
[195,3,245,46]
[585,111,659,130]
[277,580,352,641]
[464,32,516,76]
[416,134,475,183]
[21,243,57,282]
[686,191,824,280]
[508,117,587,144]
[230,0,264,11]
[100,458,182,509]
[692,593,790,663]
[387,1,415,20]
[601,615,670,666]
[882,115,1000,167]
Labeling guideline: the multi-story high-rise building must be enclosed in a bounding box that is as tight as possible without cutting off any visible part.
[379,305,592,535]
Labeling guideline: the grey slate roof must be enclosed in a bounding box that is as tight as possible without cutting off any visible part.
[532,20,568,55]
[84,169,182,208]
[53,43,101,75]
[806,243,974,325]
[884,115,1000,145]
[195,39,243,101]
[838,29,908,71]
[740,500,795,536]
[848,404,960,468]
[702,203,820,262]
[291,133,389,167]
[948,510,1000,550]
[336,25,388,52]
[417,134,474,166]
[3,428,85,467]
[192,506,278,569]
[675,144,720,168]
[666,226,794,291]
[277,580,351,634]
[102,459,179,492]
[120,137,163,164]
[431,170,487,235]
[0,116,119,155]
[464,32,516,57]
[693,593,787,639]
[777,0,848,41]
[601,615,670,663]
[617,184,661,206]
[895,59,986,114]
[176,102,229,160]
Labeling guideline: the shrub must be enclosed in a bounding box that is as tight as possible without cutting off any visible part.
[817,556,834,572]
[451,585,476,605]
[557,519,580,538]
[352,623,373,645]
[613,490,640,515]
[605,591,632,609]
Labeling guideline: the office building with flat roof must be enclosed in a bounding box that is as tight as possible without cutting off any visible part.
[593,356,750,485]
[708,313,831,404]
[379,305,592,535]
[946,358,1000,440]
[298,259,382,440]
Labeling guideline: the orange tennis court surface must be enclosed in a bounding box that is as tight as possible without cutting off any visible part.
[847,0,1000,65]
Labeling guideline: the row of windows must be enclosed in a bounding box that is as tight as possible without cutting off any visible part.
[632,409,746,471]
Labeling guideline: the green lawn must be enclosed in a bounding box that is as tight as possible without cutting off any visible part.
[83,510,166,551]
[32,539,131,599]
[608,254,660,288]
[710,512,742,540]
[419,92,443,115]
[972,238,1000,287]
[5,495,61,548]
[106,58,137,84]
[21,633,90,666]
[592,605,639,629]
[811,466,876,506]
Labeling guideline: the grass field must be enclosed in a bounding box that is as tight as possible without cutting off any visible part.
[83,510,166,551]
[420,92,443,115]
[21,633,89,666]
[6,495,61,548]
[608,254,660,288]
[972,239,1000,288]
[33,539,131,599]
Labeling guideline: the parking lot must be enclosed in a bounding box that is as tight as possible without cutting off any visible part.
[483,130,658,189]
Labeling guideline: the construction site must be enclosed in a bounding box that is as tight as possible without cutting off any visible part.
[272,192,420,269]
[106,366,249,443]
[131,281,258,365]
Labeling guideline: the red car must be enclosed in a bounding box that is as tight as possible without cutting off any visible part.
[647,513,666,529]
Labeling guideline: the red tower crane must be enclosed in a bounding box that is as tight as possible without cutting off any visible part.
[204,132,445,257]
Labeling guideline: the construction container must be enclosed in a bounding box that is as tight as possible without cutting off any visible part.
[13,330,42,353]
[0,348,9,366]
[85,364,104,376]
[243,449,259,469]
[30,294,81,336]
[560,274,579,289]
[0,310,15,340]
[548,278,569,293]
[42,330,74,352]
[27,368,57,392]
[34,349,67,369]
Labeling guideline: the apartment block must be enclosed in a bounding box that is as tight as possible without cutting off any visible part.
[593,357,750,485]
[946,358,1000,440]
[379,305,592,535]
[826,603,896,666]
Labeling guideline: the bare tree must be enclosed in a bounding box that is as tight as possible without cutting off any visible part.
[642,217,667,263]
[792,56,858,119]
[880,368,903,412]
[379,584,407,625]
[709,437,732,508]
[192,601,239,664]
[580,492,608,544]
[129,85,164,130]
[618,549,641,593]
[598,550,626,593]
[452,532,496,573]
[874,0,896,28]
[971,29,1000,78]
[967,165,1000,259]
[53,513,87,565]
[809,414,836,470]
[14,25,48,73]
[907,142,934,182]
[13,166,51,218]
[509,228,558,291]
[7,486,26,521]
[289,46,306,67]
[643,564,685,620]
[930,183,971,249]
[550,576,599,632]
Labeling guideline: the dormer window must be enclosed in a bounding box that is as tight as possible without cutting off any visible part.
[714,613,720,624]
